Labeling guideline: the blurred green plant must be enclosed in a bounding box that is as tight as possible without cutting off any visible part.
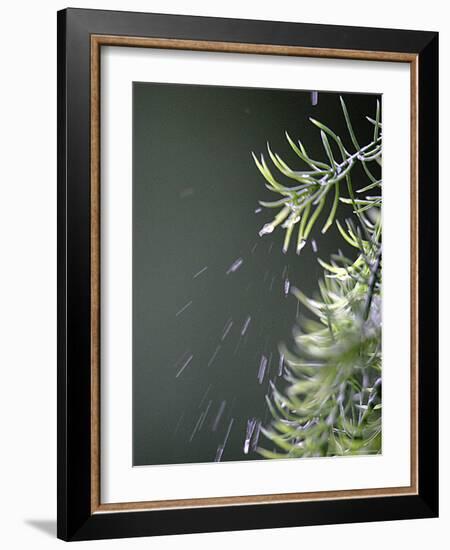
[253,96,382,458]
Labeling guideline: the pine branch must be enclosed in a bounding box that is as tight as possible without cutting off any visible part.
[252,96,383,459]
[253,97,382,253]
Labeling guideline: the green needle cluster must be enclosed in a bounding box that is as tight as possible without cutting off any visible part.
[253,96,383,458]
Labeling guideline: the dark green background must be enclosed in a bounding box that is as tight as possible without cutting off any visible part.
[132,82,379,466]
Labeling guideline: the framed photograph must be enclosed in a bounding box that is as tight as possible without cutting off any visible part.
[57,8,438,541]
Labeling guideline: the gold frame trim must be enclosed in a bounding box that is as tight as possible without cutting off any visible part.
[90,35,419,514]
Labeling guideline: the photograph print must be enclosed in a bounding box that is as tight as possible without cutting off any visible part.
[132,82,382,467]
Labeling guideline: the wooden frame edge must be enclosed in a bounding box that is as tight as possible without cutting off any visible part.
[95,485,417,513]
[92,34,417,61]
[90,34,419,515]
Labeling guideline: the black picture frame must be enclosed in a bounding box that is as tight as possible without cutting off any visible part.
[57,7,438,542]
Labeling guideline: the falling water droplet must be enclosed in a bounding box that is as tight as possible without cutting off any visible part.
[172,350,191,370]
[189,413,204,442]
[212,400,226,432]
[221,319,233,341]
[241,316,252,336]
[173,412,185,436]
[193,266,208,279]
[198,384,212,409]
[175,354,193,378]
[214,418,234,462]
[284,278,291,296]
[251,421,262,452]
[207,345,221,367]
[269,275,276,292]
[257,355,268,384]
[175,300,193,317]
[226,257,244,274]
[198,400,212,431]
[278,353,285,376]
[215,446,224,463]
[233,337,242,355]
[243,418,257,454]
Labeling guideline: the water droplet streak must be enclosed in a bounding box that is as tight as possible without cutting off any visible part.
[226,257,244,274]
[212,400,227,432]
[241,316,252,336]
[284,278,291,296]
[215,418,234,462]
[251,421,262,452]
[257,355,268,384]
[198,400,213,431]
[173,412,185,436]
[175,300,193,317]
[278,353,285,376]
[193,266,208,279]
[221,319,233,341]
[176,354,193,378]
[269,275,275,292]
[243,418,257,454]
[189,413,204,442]
[207,345,221,367]
[198,384,212,409]
[172,350,191,370]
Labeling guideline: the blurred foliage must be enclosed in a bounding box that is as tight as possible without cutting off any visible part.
[253,96,382,458]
